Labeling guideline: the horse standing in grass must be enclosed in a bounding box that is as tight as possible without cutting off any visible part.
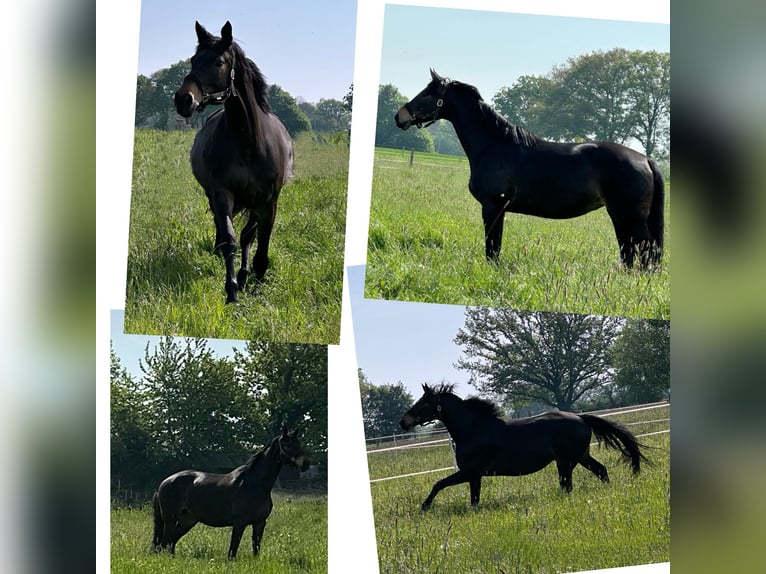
[400,383,648,510]
[395,69,664,269]
[152,426,309,559]
[174,21,293,303]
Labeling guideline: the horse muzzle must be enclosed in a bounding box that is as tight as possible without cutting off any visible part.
[175,77,203,118]
[394,106,413,130]
[400,414,417,431]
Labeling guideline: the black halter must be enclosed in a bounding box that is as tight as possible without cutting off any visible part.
[185,67,237,113]
[410,97,443,129]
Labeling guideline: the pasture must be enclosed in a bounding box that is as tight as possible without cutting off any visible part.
[367,403,670,574]
[110,492,327,573]
[365,148,670,320]
[123,129,348,343]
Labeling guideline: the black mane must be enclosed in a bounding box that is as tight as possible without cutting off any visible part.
[426,382,505,418]
[449,81,539,148]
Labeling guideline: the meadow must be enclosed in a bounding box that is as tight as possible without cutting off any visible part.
[367,404,670,574]
[365,148,670,320]
[123,129,348,343]
[110,493,327,573]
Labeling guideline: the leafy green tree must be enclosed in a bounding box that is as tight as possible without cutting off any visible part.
[549,48,636,143]
[110,343,153,490]
[139,337,259,473]
[358,369,414,438]
[455,308,622,411]
[234,342,328,462]
[375,84,434,152]
[268,84,311,137]
[426,120,465,156]
[625,50,670,159]
[491,49,670,158]
[492,75,558,137]
[299,98,351,133]
[610,319,670,404]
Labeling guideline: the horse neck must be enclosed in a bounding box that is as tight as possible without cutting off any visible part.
[437,394,476,442]
[242,440,283,487]
[443,96,496,160]
[224,69,268,152]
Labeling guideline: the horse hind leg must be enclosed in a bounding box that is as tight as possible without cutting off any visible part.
[236,212,259,290]
[555,459,575,492]
[580,452,609,483]
[252,203,278,282]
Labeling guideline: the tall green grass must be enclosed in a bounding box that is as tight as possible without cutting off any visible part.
[367,407,670,573]
[123,130,348,343]
[366,148,670,320]
[110,493,327,573]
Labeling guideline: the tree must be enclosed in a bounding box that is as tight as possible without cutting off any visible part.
[358,369,414,438]
[375,84,434,152]
[234,342,328,462]
[492,74,558,137]
[610,319,670,404]
[426,120,465,156]
[455,308,622,411]
[267,84,311,136]
[625,50,670,159]
[491,49,670,157]
[549,48,636,143]
[139,337,259,473]
[110,343,153,490]
[299,98,351,134]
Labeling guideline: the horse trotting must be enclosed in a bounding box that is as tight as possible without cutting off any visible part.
[174,21,294,303]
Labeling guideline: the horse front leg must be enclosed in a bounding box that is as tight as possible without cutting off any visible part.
[251,520,267,555]
[252,202,278,282]
[421,469,473,510]
[237,212,259,290]
[227,523,247,560]
[212,192,239,303]
[482,202,505,261]
[469,476,482,507]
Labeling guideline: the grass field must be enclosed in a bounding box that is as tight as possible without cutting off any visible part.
[365,148,670,320]
[123,130,348,343]
[110,493,327,573]
[367,404,670,574]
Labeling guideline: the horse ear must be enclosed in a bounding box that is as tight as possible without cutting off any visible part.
[221,21,233,45]
[195,21,214,45]
[430,69,443,82]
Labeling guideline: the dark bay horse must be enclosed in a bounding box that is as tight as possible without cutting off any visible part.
[400,384,647,510]
[152,426,309,559]
[174,21,294,303]
[395,69,665,270]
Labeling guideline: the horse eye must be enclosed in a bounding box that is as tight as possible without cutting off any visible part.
[215,58,225,67]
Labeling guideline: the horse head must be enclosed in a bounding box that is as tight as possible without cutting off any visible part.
[174,21,237,117]
[395,69,450,130]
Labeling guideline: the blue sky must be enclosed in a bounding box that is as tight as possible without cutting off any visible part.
[380,5,670,101]
[348,265,472,399]
[136,0,357,103]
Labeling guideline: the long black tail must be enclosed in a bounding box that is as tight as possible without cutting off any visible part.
[151,491,163,549]
[647,159,665,266]
[580,414,648,474]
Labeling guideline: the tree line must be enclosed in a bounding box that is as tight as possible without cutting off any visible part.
[360,309,669,438]
[375,48,669,161]
[111,338,327,502]
[135,59,353,137]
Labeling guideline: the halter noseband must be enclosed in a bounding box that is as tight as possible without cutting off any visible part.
[185,66,236,113]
